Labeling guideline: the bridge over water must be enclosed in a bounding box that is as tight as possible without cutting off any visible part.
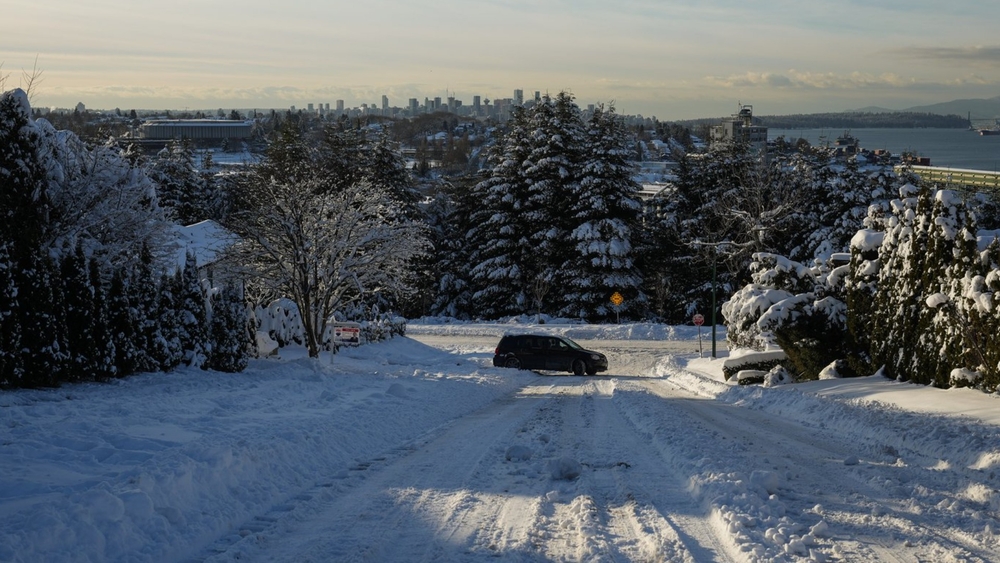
[898,165,1000,193]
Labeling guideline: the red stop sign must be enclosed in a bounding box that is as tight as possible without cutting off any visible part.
[692,314,705,326]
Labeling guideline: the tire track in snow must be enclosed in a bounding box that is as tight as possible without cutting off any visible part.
[517,378,737,562]
[203,384,569,561]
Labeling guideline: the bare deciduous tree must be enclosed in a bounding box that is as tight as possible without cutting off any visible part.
[224,170,427,358]
[16,57,44,104]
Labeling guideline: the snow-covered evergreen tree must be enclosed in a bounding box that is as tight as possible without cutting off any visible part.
[799,161,893,263]
[869,184,933,381]
[60,243,96,382]
[177,251,209,367]
[17,252,65,387]
[88,257,117,381]
[425,183,477,318]
[560,104,646,321]
[844,227,884,375]
[912,191,979,387]
[365,132,421,218]
[150,139,207,225]
[206,282,250,373]
[0,242,20,387]
[654,143,761,322]
[723,252,851,379]
[465,93,649,320]
[152,271,184,371]
[108,266,139,378]
[468,106,536,318]
[131,242,162,374]
[962,238,1000,391]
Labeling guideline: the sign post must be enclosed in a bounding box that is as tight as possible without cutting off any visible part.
[610,292,623,323]
[692,313,705,357]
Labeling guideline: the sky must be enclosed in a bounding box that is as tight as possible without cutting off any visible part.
[3,0,1000,119]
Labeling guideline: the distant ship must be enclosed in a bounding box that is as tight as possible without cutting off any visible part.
[978,119,1000,136]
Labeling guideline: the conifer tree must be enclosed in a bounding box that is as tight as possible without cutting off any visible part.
[560,104,645,320]
[61,243,96,382]
[366,132,421,217]
[131,243,161,373]
[0,242,20,387]
[150,139,207,225]
[844,228,883,376]
[800,162,893,263]
[88,257,117,381]
[18,253,65,387]
[914,191,979,386]
[522,92,585,313]
[316,125,367,193]
[108,266,139,378]
[0,89,49,267]
[869,185,933,381]
[152,271,184,371]
[425,182,477,318]
[177,252,209,367]
[653,143,759,321]
[0,90,59,386]
[468,107,536,318]
[206,283,250,373]
[966,238,1000,391]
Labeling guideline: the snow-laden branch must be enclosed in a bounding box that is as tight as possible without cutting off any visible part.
[224,169,427,357]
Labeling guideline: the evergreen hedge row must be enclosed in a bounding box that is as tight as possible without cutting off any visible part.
[0,247,252,389]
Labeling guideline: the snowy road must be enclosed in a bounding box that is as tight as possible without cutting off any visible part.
[6,325,995,561]
[204,336,737,562]
[197,333,1000,562]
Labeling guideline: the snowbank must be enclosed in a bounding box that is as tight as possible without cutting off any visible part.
[0,337,532,562]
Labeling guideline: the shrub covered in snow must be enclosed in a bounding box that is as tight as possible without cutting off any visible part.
[725,182,1000,393]
[724,253,851,380]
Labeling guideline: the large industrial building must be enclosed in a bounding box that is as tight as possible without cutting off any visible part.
[138,119,253,142]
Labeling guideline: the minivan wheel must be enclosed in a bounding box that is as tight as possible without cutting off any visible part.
[505,357,521,369]
[572,359,586,376]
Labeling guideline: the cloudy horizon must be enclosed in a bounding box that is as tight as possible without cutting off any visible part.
[4,0,1000,119]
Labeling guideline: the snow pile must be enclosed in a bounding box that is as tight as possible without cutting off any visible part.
[665,354,1000,560]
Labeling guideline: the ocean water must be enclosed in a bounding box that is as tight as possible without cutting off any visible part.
[768,128,1000,172]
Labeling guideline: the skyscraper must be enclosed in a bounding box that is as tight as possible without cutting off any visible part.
[514,89,524,106]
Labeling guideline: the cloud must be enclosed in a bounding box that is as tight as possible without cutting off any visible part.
[704,70,924,90]
[890,45,1000,64]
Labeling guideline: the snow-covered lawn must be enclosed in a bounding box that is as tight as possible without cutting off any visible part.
[1,321,998,562]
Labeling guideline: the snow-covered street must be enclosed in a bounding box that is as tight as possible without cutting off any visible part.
[2,322,999,562]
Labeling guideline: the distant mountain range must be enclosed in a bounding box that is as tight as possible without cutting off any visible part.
[851,96,1000,121]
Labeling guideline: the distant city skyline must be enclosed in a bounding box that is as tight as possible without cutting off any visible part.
[4,1,1000,120]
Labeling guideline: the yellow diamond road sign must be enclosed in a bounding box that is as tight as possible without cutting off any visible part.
[610,292,623,306]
